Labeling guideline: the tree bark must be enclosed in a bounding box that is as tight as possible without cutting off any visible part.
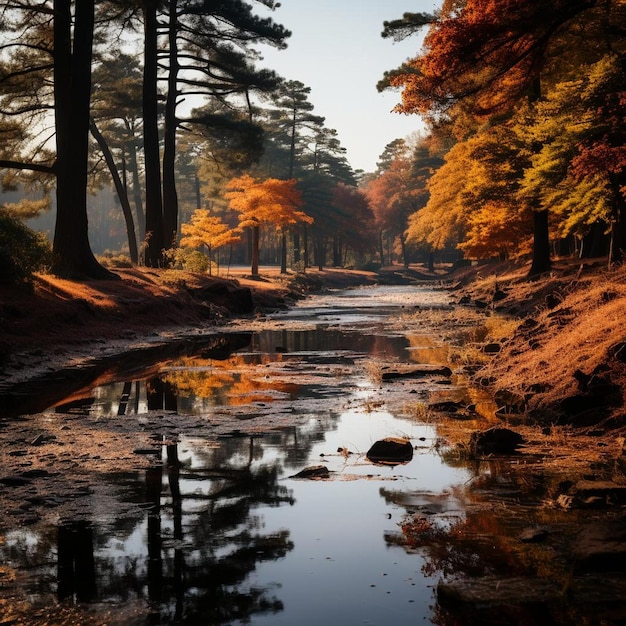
[143,0,164,267]
[162,0,179,253]
[528,209,551,277]
[251,223,260,276]
[90,119,139,263]
[280,230,287,273]
[51,0,116,280]
[124,120,146,246]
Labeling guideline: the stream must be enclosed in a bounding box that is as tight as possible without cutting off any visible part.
[1,284,623,625]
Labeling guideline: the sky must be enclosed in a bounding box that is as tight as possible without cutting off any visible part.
[257,0,439,173]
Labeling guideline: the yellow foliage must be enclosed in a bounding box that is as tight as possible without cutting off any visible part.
[179,209,241,250]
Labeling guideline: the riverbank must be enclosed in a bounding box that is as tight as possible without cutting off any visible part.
[449,258,626,432]
[0,267,378,389]
[1,259,625,431]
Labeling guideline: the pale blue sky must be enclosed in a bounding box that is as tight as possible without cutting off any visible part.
[258,1,439,173]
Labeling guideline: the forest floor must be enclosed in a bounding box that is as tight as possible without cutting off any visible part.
[0,258,625,430]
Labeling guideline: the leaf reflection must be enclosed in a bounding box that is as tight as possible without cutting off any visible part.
[163,355,300,406]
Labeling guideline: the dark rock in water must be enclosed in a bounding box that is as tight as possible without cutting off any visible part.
[381,365,452,381]
[469,427,524,456]
[291,465,330,479]
[366,437,413,464]
[574,519,626,572]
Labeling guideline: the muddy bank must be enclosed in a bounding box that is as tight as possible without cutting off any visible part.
[1,271,626,624]
[0,267,377,390]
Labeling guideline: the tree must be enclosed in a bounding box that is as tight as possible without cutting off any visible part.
[179,209,241,275]
[225,175,310,276]
[330,183,377,268]
[379,0,623,275]
[0,1,115,279]
[91,53,146,261]
[266,80,324,269]
[154,0,289,265]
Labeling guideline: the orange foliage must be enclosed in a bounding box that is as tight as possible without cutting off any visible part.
[225,174,312,231]
[384,0,599,118]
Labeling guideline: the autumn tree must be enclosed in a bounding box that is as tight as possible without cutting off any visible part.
[364,136,439,268]
[225,175,311,276]
[380,0,625,275]
[179,209,241,275]
[330,183,376,268]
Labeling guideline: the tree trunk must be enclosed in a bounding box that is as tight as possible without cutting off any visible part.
[143,0,164,267]
[303,223,309,269]
[400,235,409,269]
[293,230,300,264]
[90,120,138,263]
[251,223,260,276]
[378,230,385,266]
[332,237,340,267]
[51,0,116,280]
[124,121,146,245]
[280,229,287,273]
[528,209,551,277]
[162,0,179,253]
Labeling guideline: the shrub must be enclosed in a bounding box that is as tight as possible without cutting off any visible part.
[0,211,52,285]
[165,247,210,273]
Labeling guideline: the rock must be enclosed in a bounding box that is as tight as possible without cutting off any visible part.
[482,342,501,354]
[492,288,507,302]
[574,519,626,572]
[291,465,330,479]
[366,437,413,464]
[381,365,452,381]
[561,480,626,509]
[468,427,524,456]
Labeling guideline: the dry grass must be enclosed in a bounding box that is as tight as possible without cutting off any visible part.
[456,259,626,428]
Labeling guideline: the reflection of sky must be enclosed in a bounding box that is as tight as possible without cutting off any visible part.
[234,401,471,626]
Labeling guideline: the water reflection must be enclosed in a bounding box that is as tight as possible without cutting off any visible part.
[1,285,490,625]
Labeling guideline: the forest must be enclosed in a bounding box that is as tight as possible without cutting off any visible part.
[0,0,624,283]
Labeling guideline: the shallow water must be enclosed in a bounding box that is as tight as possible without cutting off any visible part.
[0,285,505,624]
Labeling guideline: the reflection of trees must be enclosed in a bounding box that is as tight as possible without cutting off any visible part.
[57,521,97,602]
[381,461,581,625]
[144,439,295,624]
[163,355,300,407]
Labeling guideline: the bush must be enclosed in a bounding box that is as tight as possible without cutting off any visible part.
[99,253,134,268]
[0,211,52,285]
[165,247,210,273]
